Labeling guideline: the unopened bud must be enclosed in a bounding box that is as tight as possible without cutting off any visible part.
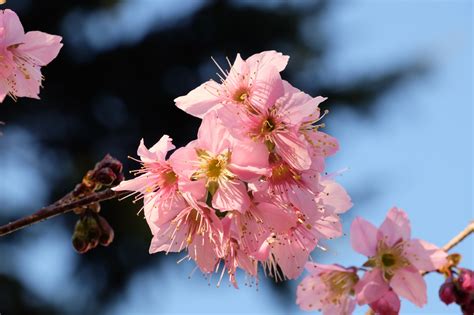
[72,236,89,254]
[97,154,123,176]
[439,280,457,305]
[91,167,117,186]
[459,269,474,292]
[97,215,114,246]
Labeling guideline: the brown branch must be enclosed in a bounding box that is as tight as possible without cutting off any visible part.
[0,189,128,237]
[441,220,474,252]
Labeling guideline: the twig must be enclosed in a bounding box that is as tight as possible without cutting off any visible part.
[365,220,474,315]
[0,189,127,237]
[441,220,474,252]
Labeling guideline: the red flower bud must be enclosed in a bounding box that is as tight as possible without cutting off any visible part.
[439,280,457,305]
[459,269,474,292]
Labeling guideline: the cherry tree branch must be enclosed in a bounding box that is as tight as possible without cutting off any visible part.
[0,189,127,237]
[441,220,474,252]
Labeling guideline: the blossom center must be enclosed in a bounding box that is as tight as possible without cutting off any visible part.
[233,88,249,103]
[374,241,409,280]
[261,117,276,134]
[162,170,177,186]
[321,271,358,303]
[381,253,396,267]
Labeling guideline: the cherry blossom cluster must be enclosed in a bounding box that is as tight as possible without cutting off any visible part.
[115,51,352,286]
[296,207,448,314]
[0,9,62,102]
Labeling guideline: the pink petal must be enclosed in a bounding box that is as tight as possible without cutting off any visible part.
[319,179,352,214]
[350,217,378,257]
[306,131,339,159]
[404,239,447,272]
[273,130,311,171]
[174,80,221,118]
[304,262,348,274]
[369,290,401,315]
[1,9,24,46]
[197,111,231,153]
[296,274,326,311]
[390,266,427,307]
[254,201,296,233]
[271,232,314,279]
[18,31,63,66]
[212,179,250,212]
[354,268,390,305]
[378,207,411,247]
[112,173,156,192]
[169,143,198,179]
[188,233,220,273]
[248,64,284,111]
[313,215,343,240]
[147,135,175,160]
[279,81,325,126]
[228,139,270,180]
[246,50,289,72]
[322,298,356,315]
[9,61,42,99]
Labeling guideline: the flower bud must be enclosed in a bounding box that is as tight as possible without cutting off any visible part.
[459,269,474,292]
[97,154,123,176]
[439,280,457,305]
[97,215,114,246]
[91,167,117,186]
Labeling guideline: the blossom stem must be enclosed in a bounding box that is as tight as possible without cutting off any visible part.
[365,220,474,315]
[0,189,127,237]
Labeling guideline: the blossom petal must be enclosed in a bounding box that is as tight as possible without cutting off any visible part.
[1,9,24,46]
[404,239,447,272]
[197,111,231,153]
[319,179,352,214]
[296,274,326,311]
[213,179,250,212]
[354,268,390,305]
[390,266,427,307]
[273,130,311,171]
[350,217,378,257]
[246,50,289,72]
[378,207,411,246]
[18,31,63,66]
[228,139,270,180]
[369,290,401,315]
[174,80,221,118]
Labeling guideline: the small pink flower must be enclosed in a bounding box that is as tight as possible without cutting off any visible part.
[113,135,190,234]
[149,193,223,273]
[351,207,447,307]
[219,80,327,171]
[296,263,358,315]
[170,111,268,212]
[174,50,289,118]
[0,9,62,102]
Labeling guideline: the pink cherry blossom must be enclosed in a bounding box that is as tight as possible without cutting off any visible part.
[113,135,190,234]
[296,263,358,315]
[0,9,62,102]
[170,111,268,212]
[219,80,327,171]
[174,50,288,118]
[149,193,223,273]
[351,207,447,307]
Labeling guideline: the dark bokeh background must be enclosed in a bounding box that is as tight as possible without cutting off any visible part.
[0,1,471,314]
